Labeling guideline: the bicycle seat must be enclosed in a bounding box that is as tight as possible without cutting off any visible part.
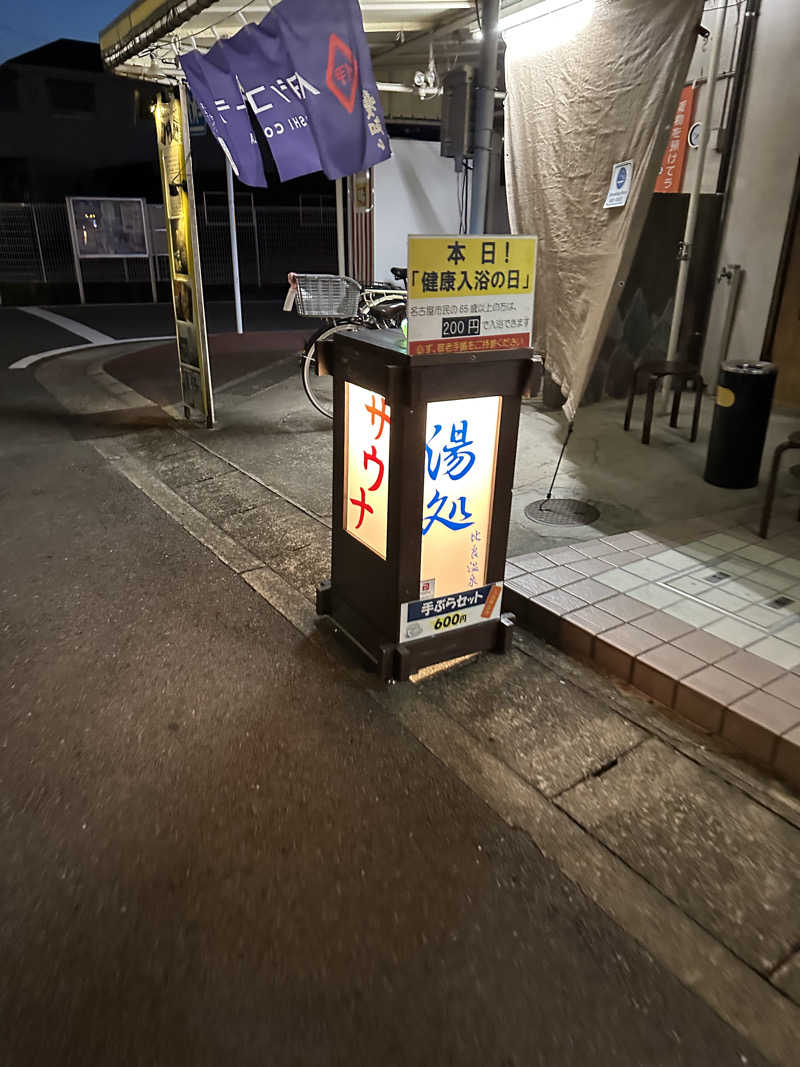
[390,266,408,282]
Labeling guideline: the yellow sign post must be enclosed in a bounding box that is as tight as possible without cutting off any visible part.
[154,86,215,426]
[407,234,537,356]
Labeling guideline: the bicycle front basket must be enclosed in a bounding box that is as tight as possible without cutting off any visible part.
[293,274,361,318]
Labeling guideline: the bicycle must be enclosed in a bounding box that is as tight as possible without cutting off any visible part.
[287,270,407,419]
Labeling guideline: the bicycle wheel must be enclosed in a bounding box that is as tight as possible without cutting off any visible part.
[301,321,358,419]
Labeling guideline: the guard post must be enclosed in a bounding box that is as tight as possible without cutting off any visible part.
[316,233,537,682]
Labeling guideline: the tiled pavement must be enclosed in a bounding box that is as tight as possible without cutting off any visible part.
[505,508,800,791]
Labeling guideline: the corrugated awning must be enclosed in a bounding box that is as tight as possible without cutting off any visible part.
[100,0,545,79]
[101,0,481,73]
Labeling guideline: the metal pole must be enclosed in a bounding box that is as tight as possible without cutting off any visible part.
[226,157,243,334]
[65,198,86,304]
[147,256,157,302]
[143,199,158,303]
[30,204,47,283]
[717,263,744,365]
[335,177,346,276]
[716,0,761,198]
[346,175,354,276]
[250,195,262,289]
[179,80,215,427]
[468,0,500,235]
[661,3,728,407]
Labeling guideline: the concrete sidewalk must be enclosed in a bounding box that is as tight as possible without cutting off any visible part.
[11,360,769,1067]
[93,337,800,787]
[22,338,800,1064]
[105,334,800,557]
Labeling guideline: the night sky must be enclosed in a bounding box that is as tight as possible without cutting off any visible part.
[1,0,122,64]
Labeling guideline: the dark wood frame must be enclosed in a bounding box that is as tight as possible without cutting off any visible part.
[761,155,800,363]
[316,328,534,682]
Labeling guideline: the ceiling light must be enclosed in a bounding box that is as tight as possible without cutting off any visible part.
[501,0,594,52]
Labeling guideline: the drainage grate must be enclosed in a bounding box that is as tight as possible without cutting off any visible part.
[704,571,731,584]
[525,498,600,527]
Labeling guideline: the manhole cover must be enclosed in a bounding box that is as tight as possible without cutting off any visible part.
[525,498,600,526]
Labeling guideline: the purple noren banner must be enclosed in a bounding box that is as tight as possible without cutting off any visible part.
[179,0,391,187]
[220,23,322,183]
[180,41,268,187]
[271,0,390,180]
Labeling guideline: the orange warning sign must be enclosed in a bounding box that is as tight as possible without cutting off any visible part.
[481,584,502,619]
[655,85,695,194]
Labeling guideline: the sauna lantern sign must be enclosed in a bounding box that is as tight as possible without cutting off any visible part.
[392,233,537,643]
[412,393,504,634]
[406,234,537,356]
[320,319,532,682]
[343,382,506,643]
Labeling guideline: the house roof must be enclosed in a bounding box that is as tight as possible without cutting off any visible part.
[6,38,105,72]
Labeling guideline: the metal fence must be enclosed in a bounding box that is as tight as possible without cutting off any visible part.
[0,203,76,285]
[0,201,337,292]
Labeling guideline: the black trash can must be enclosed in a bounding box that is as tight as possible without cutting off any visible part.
[704,360,778,489]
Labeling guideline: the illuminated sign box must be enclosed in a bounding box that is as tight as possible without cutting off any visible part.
[421,394,501,598]
[316,328,536,682]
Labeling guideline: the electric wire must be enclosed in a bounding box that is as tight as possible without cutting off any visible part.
[175,0,262,47]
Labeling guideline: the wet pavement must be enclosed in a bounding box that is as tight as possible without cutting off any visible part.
[2,307,800,1064]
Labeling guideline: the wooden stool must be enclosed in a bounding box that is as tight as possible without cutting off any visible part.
[759,430,800,539]
[624,361,704,446]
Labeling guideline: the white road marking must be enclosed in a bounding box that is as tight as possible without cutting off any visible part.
[20,305,115,344]
[10,336,173,370]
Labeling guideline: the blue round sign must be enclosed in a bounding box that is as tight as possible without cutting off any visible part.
[616,166,627,190]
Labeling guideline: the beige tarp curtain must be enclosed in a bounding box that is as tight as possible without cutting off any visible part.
[505,0,705,419]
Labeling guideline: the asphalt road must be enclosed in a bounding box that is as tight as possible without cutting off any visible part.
[0,365,769,1066]
[40,298,300,339]
[0,308,84,363]
[0,301,313,370]
[107,329,307,407]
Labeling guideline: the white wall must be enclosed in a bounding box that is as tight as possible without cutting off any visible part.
[378,69,442,123]
[685,0,740,193]
[701,0,800,378]
[373,138,462,283]
[678,79,727,195]
[686,3,741,84]
[675,4,741,197]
